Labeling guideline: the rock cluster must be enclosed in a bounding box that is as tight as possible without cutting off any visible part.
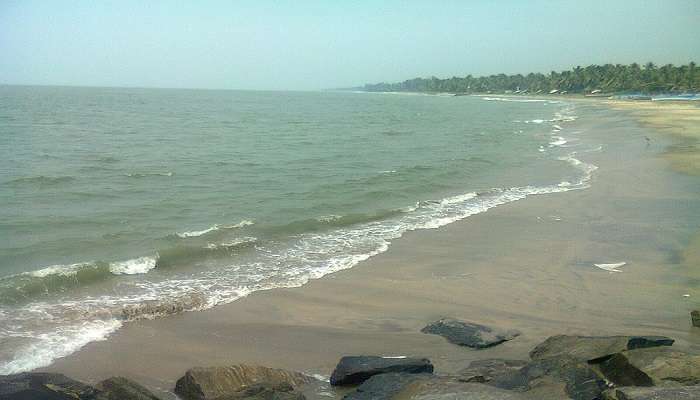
[331,331,698,400]
[2,328,698,400]
[0,373,159,400]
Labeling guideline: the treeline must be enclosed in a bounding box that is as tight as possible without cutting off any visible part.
[363,63,699,94]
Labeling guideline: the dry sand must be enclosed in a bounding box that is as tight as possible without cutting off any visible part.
[42,100,700,399]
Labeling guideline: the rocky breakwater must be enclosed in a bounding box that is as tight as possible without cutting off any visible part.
[329,321,700,400]
[3,321,700,400]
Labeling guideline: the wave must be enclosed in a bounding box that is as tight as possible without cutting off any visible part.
[549,137,567,147]
[272,209,407,235]
[109,256,157,275]
[176,220,254,238]
[0,236,264,305]
[0,256,157,305]
[155,238,258,269]
[124,172,173,178]
[177,225,220,238]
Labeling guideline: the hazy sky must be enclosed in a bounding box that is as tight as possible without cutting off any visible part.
[1,0,699,90]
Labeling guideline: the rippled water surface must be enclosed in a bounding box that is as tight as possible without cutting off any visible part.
[0,86,593,373]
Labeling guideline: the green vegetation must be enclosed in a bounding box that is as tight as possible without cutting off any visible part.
[363,62,699,94]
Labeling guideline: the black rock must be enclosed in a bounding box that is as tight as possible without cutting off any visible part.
[599,348,700,387]
[0,372,102,400]
[490,356,607,400]
[457,359,528,383]
[529,335,675,363]
[626,336,675,350]
[329,356,433,386]
[95,377,161,400]
[692,310,700,328]
[421,318,521,349]
[342,373,432,400]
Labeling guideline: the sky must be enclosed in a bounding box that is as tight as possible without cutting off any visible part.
[1,0,699,91]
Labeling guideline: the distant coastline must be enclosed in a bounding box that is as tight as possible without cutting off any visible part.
[357,62,699,96]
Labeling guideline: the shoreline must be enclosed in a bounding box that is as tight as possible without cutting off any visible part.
[39,99,700,398]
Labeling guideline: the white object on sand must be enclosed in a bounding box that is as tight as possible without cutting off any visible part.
[683,294,690,298]
[594,262,626,272]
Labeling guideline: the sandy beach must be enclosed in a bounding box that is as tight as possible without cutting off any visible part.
[41,100,700,399]
[606,100,700,176]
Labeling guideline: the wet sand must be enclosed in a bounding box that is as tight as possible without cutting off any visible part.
[606,100,700,176]
[43,101,700,398]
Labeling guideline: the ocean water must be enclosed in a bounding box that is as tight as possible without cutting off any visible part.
[0,87,597,373]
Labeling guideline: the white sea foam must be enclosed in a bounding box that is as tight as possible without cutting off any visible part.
[205,237,258,250]
[221,220,255,229]
[594,262,626,273]
[177,220,254,238]
[109,256,157,275]
[316,215,343,223]
[27,262,92,278]
[549,137,567,147]
[177,225,220,238]
[125,172,173,178]
[0,318,122,375]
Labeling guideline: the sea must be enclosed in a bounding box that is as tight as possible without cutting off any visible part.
[0,86,598,374]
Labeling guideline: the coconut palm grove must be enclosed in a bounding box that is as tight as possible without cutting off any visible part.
[362,62,699,94]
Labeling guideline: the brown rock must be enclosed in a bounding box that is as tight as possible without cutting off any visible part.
[174,364,315,400]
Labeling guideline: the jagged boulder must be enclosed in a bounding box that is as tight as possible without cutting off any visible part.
[599,348,700,387]
[95,377,161,400]
[457,359,528,383]
[529,335,674,362]
[490,356,607,400]
[174,364,315,400]
[329,356,433,386]
[602,385,700,400]
[421,318,520,349]
[0,372,102,400]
